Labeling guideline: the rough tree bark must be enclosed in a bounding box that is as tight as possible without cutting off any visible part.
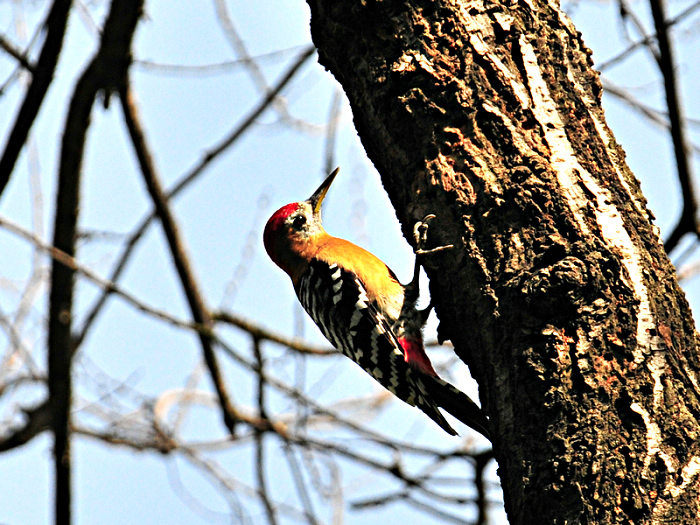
[305,0,700,523]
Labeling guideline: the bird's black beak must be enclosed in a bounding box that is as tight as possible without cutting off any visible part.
[308,167,340,217]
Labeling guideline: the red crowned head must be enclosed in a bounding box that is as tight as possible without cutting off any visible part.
[263,168,340,277]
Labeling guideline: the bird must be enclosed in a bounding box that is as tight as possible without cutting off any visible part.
[263,167,490,439]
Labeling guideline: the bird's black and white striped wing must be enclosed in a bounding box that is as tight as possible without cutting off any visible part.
[295,258,457,435]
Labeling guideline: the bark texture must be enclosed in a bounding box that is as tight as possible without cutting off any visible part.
[305,0,700,523]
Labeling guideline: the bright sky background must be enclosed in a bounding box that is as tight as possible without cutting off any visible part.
[0,0,697,524]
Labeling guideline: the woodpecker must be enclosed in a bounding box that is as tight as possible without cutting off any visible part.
[263,168,490,439]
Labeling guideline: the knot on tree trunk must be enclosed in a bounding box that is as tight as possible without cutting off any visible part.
[520,255,589,317]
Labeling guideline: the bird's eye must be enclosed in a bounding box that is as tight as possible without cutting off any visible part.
[291,214,307,230]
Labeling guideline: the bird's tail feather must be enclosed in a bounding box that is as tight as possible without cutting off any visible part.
[423,403,458,436]
[426,376,491,440]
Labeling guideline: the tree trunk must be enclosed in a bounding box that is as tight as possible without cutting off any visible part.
[305,0,700,523]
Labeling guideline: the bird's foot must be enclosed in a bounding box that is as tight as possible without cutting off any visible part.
[413,214,454,255]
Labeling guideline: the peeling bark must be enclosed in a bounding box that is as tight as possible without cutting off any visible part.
[305,0,700,522]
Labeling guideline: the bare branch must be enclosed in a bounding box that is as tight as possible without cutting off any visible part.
[212,336,488,457]
[617,0,661,65]
[74,45,315,348]
[282,444,321,525]
[213,0,314,132]
[213,310,335,355]
[253,342,278,524]
[0,0,71,194]
[189,45,316,179]
[648,0,698,252]
[603,79,700,155]
[49,1,144,520]
[0,216,198,332]
[0,400,52,452]
[119,83,239,434]
[134,45,308,76]
[0,214,337,364]
[598,1,700,72]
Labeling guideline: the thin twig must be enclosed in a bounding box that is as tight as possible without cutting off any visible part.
[177,444,306,522]
[404,495,477,525]
[602,81,700,156]
[78,426,311,521]
[0,35,35,72]
[283,444,320,525]
[0,215,199,331]
[616,0,661,65]
[213,0,314,132]
[253,337,267,421]
[0,10,44,96]
[190,45,316,179]
[134,45,307,76]
[599,0,700,72]
[219,193,270,308]
[324,89,343,175]
[213,311,335,355]
[252,337,278,524]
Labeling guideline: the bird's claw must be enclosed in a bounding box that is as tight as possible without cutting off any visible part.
[413,214,453,255]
